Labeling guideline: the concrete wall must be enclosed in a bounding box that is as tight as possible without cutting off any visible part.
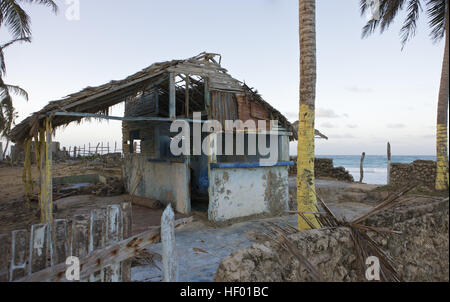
[208,165,289,222]
[390,160,436,189]
[123,154,190,214]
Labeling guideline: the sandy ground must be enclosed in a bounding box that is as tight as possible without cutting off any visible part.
[132,200,374,282]
[0,161,123,233]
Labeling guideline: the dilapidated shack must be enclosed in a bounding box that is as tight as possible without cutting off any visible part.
[10,52,325,223]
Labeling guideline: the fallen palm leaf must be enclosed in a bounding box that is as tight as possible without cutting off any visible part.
[267,181,413,282]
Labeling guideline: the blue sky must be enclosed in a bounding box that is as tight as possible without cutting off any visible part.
[1,0,446,155]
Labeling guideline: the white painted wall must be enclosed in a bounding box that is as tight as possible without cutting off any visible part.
[208,166,289,222]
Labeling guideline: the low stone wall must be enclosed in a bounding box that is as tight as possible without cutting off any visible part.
[10,142,69,163]
[290,157,354,182]
[215,197,449,282]
[390,160,436,189]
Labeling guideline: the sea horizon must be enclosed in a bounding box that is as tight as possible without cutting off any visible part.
[312,154,437,185]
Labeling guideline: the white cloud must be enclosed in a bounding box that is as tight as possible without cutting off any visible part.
[321,122,338,128]
[387,123,406,129]
[316,108,340,118]
[329,133,356,139]
[345,86,373,93]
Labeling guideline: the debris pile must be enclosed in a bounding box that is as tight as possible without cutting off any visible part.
[53,176,124,199]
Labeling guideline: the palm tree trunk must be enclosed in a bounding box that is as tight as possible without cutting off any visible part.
[297,0,320,230]
[435,7,449,191]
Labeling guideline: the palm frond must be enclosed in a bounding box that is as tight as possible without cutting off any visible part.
[0,0,31,39]
[0,0,58,39]
[380,0,408,33]
[0,36,31,76]
[25,0,58,14]
[6,84,28,100]
[426,0,447,43]
[400,0,423,48]
[361,0,447,46]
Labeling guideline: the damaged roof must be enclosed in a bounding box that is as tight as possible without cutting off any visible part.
[10,52,320,143]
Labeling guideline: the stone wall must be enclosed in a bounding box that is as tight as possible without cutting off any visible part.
[215,197,449,282]
[290,157,354,182]
[10,142,69,163]
[390,160,436,189]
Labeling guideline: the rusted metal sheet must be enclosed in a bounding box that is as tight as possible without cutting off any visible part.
[210,91,238,126]
[235,94,270,130]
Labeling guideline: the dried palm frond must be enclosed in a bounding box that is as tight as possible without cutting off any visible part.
[271,181,415,282]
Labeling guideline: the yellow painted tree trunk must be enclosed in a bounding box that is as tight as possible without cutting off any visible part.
[436,8,449,191]
[297,0,320,230]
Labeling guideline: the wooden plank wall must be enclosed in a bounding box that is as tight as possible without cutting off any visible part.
[0,202,132,282]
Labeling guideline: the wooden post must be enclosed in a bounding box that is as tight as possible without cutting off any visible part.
[161,205,178,282]
[387,142,391,185]
[185,74,190,117]
[9,230,28,281]
[0,234,9,281]
[71,214,90,282]
[89,208,107,282]
[95,143,100,155]
[204,77,210,115]
[359,152,366,183]
[29,224,49,274]
[104,205,122,282]
[121,202,132,282]
[51,219,69,266]
[40,118,53,224]
[169,72,176,120]
[74,146,77,158]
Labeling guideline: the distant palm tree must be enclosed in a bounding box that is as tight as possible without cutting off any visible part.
[0,0,57,154]
[0,0,58,39]
[297,0,321,230]
[360,0,448,190]
[0,38,29,155]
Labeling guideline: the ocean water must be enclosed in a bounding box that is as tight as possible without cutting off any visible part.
[316,155,436,185]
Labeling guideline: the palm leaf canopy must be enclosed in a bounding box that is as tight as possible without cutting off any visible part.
[0,0,57,39]
[360,0,447,46]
